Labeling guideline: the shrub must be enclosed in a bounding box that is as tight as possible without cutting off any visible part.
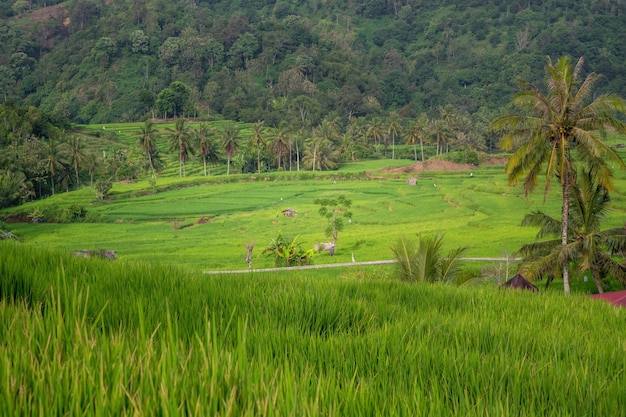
[263,232,315,267]
[390,233,467,283]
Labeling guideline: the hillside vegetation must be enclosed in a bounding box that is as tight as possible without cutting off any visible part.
[1,0,625,124]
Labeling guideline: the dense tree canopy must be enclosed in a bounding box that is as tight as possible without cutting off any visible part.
[0,0,625,125]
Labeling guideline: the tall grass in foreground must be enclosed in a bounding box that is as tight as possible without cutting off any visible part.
[1,241,626,416]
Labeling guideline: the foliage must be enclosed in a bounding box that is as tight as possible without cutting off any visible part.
[315,195,352,244]
[391,233,467,283]
[492,56,626,294]
[517,169,626,293]
[3,1,626,126]
[262,232,315,267]
[0,221,17,240]
[93,177,112,201]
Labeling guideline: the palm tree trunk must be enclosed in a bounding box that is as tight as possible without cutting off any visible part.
[204,156,208,176]
[296,141,300,171]
[74,162,80,189]
[148,153,155,179]
[562,169,570,295]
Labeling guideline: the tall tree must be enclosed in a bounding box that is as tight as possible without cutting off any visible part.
[386,111,403,160]
[492,56,626,294]
[305,121,339,171]
[42,137,67,196]
[404,120,419,163]
[248,121,266,174]
[65,134,87,189]
[271,126,290,171]
[168,118,193,177]
[138,120,159,178]
[196,124,220,176]
[517,170,626,293]
[366,117,384,152]
[221,123,241,175]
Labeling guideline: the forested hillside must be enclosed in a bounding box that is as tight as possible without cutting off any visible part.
[1,0,625,125]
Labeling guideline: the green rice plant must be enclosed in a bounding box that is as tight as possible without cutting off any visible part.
[2,241,626,415]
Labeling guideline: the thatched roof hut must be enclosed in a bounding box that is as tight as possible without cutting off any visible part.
[501,274,539,292]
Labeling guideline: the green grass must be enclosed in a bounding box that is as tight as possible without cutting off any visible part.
[1,242,625,416]
[0,159,587,273]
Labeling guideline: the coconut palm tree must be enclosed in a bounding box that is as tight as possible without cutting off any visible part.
[305,122,339,171]
[196,124,220,176]
[303,135,338,172]
[137,120,159,178]
[65,134,87,189]
[271,125,290,171]
[168,118,193,177]
[249,121,266,174]
[366,117,384,152]
[0,169,29,208]
[386,111,403,160]
[429,118,450,155]
[517,169,626,293]
[221,123,241,175]
[404,114,429,162]
[492,56,626,294]
[42,137,67,196]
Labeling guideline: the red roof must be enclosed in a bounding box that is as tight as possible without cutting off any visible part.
[590,290,626,307]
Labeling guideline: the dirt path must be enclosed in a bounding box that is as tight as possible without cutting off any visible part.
[203,257,520,275]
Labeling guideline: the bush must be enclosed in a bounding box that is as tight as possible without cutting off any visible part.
[390,233,467,283]
[263,232,315,267]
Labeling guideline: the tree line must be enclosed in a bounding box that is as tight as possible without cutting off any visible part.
[0,100,498,209]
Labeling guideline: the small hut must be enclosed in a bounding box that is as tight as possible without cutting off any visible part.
[501,274,539,292]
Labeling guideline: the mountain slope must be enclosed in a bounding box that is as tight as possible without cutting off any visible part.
[1,0,625,125]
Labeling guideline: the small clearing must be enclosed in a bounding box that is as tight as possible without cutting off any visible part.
[381,157,507,174]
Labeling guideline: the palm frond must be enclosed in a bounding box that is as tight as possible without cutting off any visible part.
[521,211,561,238]
[390,237,419,282]
[440,246,468,283]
